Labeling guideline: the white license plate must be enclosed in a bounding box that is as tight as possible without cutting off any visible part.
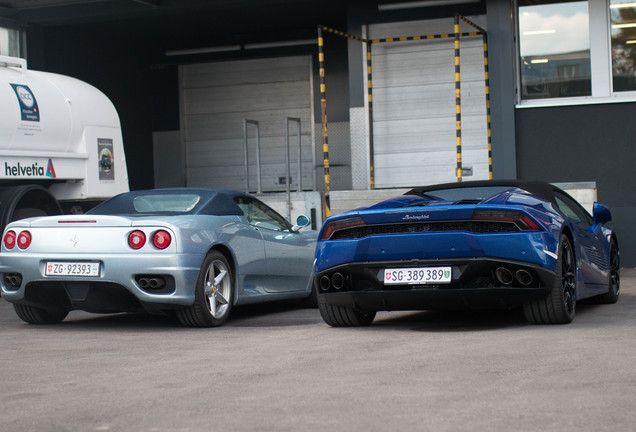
[46,261,100,277]
[383,266,452,285]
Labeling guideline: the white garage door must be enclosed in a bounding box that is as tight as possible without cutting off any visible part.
[180,56,314,192]
[369,17,489,188]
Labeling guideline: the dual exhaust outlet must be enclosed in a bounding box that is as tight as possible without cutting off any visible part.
[137,276,166,290]
[495,267,533,286]
[319,272,345,291]
[4,273,22,289]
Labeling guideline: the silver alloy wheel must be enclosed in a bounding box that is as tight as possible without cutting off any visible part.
[203,259,230,319]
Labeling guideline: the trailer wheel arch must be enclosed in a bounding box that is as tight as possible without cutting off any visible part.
[0,185,63,230]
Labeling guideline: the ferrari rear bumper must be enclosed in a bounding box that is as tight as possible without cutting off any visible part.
[0,252,203,313]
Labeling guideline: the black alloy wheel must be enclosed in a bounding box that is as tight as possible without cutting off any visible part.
[523,234,576,324]
[595,238,620,304]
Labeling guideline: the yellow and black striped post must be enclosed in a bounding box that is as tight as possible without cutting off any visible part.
[320,26,375,190]
[483,34,493,180]
[370,31,478,44]
[458,14,487,35]
[321,25,367,43]
[317,26,331,217]
[454,14,462,182]
[367,41,375,189]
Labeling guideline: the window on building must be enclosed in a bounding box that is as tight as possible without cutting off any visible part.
[517,0,636,106]
[610,0,636,91]
[0,26,21,57]
[518,0,591,100]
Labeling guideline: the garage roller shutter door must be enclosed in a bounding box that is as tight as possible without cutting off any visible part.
[180,56,314,192]
[369,17,488,187]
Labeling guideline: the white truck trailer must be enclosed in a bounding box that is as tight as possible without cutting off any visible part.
[0,55,128,228]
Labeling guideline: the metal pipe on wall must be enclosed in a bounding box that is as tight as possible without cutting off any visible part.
[285,117,301,221]
[243,119,261,194]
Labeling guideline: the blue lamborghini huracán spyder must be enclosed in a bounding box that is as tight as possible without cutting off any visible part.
[314,181,619,326]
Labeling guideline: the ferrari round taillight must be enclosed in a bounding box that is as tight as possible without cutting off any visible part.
[3,230,16,249]
[17,230,32,249]
[128,230,146,249]
[152,230,171,249]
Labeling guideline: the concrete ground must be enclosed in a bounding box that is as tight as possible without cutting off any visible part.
[1,269,635,432]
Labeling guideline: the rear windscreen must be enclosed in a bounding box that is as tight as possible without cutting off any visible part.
[132,194,200,213]
[422,186,514,202]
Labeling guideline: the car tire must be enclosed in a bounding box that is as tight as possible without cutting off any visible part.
[301,281,318,308]
[523,234,576,324]
[317,294,376,327]
[176,251,233,328]
[594,238,620,304]
[13,304,68,324]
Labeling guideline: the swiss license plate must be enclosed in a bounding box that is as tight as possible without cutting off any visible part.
[46,261,100,277]
[383,266,452,285]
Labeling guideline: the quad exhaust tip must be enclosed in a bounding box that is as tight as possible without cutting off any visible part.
[319,272,345,291]
[515,269,533,286]
[319,276,331,291]
[495,267,514,285]
[332,272,344,290]
[495,267,533,286]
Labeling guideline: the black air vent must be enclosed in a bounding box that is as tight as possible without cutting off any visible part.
[330,221,519,240]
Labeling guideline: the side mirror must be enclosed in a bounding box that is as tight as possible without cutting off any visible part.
[291,214,311,232]
[593,202,612,224]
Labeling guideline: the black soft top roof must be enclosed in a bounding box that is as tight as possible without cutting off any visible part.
[405,180,558,205]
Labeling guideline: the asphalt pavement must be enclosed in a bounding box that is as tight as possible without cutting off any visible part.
[1,269,635,432]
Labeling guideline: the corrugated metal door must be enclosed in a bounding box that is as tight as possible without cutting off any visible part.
[180,56,314,192]
[369,17,488,187]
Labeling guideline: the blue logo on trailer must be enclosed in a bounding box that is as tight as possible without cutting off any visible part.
[10,84,40,122]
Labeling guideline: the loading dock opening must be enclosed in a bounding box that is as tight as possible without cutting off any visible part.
[317,13,491,202]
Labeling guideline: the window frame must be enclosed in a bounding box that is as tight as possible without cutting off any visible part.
[607,0,636,93]
[553,190,594,225]
[0,21,25,58]
[515,0,636,108]
[234,196,293,232]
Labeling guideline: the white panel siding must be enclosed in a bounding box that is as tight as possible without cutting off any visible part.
[184,81,310,115]
[182,58,310,88]
[369,17,489,188]
[181,56,314,192]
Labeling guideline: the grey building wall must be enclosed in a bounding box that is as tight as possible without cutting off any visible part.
[485,0,517,180]
[516,104,636,266]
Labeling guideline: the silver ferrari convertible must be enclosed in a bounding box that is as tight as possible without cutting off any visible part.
[0,188,317,327]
